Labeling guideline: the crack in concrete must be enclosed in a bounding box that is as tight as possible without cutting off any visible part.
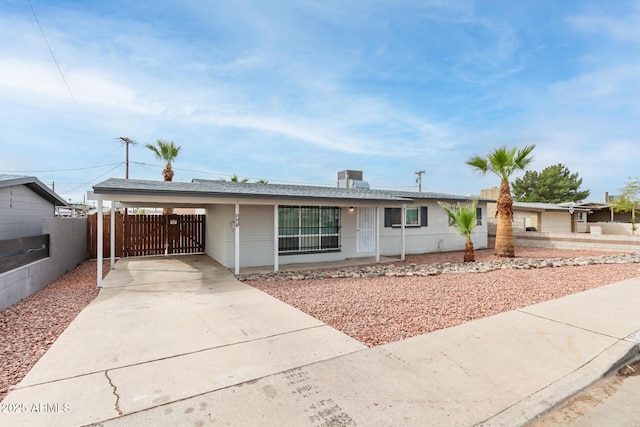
[105,370,123,416]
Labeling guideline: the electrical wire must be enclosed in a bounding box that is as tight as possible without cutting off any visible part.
[27,0,110,158]
[0,162,123,173]
[57,163,124,195]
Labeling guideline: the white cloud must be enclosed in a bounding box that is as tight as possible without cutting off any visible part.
[569,2,640,43]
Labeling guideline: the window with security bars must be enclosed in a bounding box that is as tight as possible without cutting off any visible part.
[278,206,341,254]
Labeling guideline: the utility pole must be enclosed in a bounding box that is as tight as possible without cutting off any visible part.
[415,170,425,192]
[117,137,137,179]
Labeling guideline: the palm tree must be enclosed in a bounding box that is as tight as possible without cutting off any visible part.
[145,139,181,216]
[467,145,536,257]
[439,200,479,262]
[145,140,181,182]
[255,179,269,184]
[230,174,249,182]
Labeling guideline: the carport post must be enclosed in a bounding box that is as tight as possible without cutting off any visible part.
[375,206,380,263]
[401,203,406,261]
[273,204,279,272]
[97,199,103,288]
[110,202,115,270]
[234,203,240,275]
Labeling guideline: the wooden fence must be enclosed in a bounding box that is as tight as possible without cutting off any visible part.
[87,214,205,259]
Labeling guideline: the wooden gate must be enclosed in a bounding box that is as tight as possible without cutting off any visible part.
[88,214,205,258]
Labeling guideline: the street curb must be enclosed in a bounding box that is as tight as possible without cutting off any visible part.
[476,340,640,427]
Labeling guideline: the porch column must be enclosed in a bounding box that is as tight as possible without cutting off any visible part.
[97,199,103,288]
[375,206,381,263]
[110,202,116,270]
[234,203,240,275]
[401,203,406,261]
[274,204,279,272]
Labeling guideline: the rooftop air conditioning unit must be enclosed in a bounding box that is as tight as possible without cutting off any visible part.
[337,170,370,189]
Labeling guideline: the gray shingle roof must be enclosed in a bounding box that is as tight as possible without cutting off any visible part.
[0,174,67,206]
[92,177,486,204]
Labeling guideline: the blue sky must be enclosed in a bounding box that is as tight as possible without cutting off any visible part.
[2,0,639,204]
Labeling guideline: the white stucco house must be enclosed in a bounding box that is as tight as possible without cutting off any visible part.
[89,172,490,284]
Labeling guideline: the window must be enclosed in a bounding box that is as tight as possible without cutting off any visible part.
[384,207,428,227]
[278,206,341,254]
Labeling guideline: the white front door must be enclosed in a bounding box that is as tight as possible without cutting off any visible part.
[356,207,376,253]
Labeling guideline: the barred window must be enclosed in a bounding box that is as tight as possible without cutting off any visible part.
[278,206,341,254]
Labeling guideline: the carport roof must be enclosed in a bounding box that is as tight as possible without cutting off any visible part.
[93,177,484,204]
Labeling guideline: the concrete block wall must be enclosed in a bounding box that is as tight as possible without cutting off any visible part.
[488,230,640,252]
[0,218,87,311]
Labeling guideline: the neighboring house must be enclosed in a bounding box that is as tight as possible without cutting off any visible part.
[510,202,594,233]
[0,175,66,240]
[481,187,619,233]
[90,172,491,277]
[0,175,87,311]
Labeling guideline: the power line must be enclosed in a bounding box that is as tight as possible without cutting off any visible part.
[0,162,123,173]
[27,0,109,158]
[57,163,124,195]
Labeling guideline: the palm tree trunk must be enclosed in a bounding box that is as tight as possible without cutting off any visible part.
[464,237,475,262]
[163,165,174,216]
[495,179,515,257]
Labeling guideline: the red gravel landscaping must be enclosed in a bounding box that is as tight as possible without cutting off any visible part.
[0,260,109,402]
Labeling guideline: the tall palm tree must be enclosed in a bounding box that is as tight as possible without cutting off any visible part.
[145,139,181,216]
[145,140,181,182]
[467,145,536,257]
[439,200,479,262]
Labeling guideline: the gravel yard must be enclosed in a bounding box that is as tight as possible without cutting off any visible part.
[248,247,640,347]
[0,260,109,402]
[1,247,638,403]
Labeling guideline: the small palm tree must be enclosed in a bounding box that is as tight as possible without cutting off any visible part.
[255,179,269,184]
[439,200,479,262]
[467,145,535,257]
[230,174,249,183]
[145,140,181,182]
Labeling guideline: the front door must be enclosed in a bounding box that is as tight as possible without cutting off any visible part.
[356,207,376,253]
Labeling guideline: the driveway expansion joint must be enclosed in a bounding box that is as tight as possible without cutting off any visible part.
[516,309,628,341]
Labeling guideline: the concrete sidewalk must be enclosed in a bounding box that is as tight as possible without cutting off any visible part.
[1,255,639,426]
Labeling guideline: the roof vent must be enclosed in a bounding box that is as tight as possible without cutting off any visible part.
[337,170,370,189]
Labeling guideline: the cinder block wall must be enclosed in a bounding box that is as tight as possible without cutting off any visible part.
[0,218,87,311]
[488,230,640,252]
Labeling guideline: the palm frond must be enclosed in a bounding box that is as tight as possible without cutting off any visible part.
[439,199,478,238]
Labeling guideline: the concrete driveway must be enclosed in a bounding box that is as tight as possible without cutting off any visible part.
[1,254,639,426]
[0,255,365,426]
